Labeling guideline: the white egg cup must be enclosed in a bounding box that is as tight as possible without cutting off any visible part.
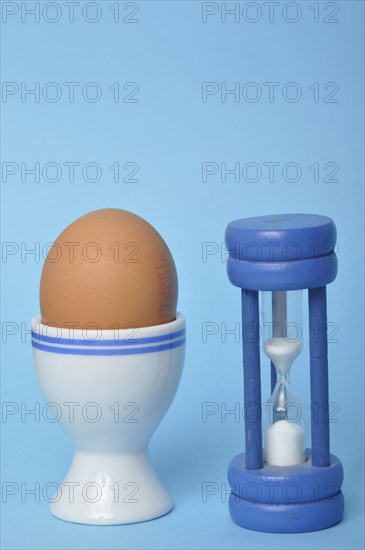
[31,313,186,525]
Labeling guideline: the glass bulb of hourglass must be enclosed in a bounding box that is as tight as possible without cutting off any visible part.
[261,290,305,467]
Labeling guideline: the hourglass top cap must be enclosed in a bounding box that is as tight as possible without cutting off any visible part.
[225,214,337,291]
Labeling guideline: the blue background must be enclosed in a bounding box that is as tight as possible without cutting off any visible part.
[1,1,364,548]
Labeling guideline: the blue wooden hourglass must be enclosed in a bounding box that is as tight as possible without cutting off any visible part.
[225,214,344,533]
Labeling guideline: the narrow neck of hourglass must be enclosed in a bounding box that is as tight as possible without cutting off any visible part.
[277,370,290,384]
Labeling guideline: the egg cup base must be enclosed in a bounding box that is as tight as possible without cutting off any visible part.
[50,450,173,525]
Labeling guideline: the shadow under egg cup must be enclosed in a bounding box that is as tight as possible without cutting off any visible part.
[31,313,186,525]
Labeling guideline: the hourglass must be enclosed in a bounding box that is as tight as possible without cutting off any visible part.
[225,214,344,533]
[262,289,305,467]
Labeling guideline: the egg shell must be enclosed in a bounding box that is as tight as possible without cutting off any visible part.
[40,208,178,329]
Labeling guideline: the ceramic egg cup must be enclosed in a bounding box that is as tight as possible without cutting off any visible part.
[32,314,186,525]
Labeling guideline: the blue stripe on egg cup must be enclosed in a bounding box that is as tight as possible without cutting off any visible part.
[31,328,186,356]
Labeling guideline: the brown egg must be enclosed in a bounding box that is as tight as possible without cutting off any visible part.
[40,209,178,329]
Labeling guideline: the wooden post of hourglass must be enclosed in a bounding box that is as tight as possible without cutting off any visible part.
[225,214,344,533]
[309,286,330,467]
[241,289,262,470]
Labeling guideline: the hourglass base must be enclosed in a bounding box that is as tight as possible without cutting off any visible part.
[228,450,344,533]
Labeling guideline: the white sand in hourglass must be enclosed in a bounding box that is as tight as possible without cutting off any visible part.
[264,337,302,377]
[265,420,304,466]
[264,337,305,467]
